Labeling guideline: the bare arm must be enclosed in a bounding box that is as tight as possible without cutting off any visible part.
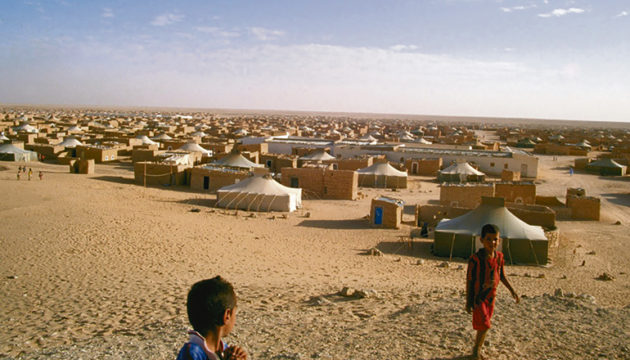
[465,259,476,312]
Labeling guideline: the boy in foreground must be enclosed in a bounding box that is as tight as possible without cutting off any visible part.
[177,276,247,360]
[466,224,519,360]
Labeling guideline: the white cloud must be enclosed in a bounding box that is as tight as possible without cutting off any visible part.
[196,26,240,38]
[500,5,536,13]
[615,11,628,18]
[538,8,585,18]
[102,8,114,18]
[390,44,418,52]
[249,27,285,41]
[151,13,184,26]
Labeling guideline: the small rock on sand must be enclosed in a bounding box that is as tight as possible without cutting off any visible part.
[596,273,615,281]
[438,261,450,268]
[554,288,564,297]
[366,248,383,256]
[339,287,355,297]
[189,208,201,213]
[587,250,596,255]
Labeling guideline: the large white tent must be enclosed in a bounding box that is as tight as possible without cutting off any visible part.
[135,135,158,145]
[356,162,408,188]
[212,153,263,169]
[434,197,548,264]
[0,144,39,162]
[438,161,486,183]
[178,142,213,156]
[299,150,335,161]
[58,137,83,148]
[216,175,302,212]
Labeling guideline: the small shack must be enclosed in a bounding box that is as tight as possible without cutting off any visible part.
[370,196,404,229]
[216,175,302,212]
[438,161,486,183]
[434,197,548,265]
[357,162,407,188]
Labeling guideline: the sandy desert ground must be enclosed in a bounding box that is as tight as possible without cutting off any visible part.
[1,155,629,359]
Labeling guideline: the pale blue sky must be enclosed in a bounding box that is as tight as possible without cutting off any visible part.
[0,0,628,121]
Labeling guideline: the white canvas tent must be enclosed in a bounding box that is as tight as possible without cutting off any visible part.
[58,137,83,148]
[212,153,263,169]
[0,144,39,162]
[357,162,408,188]
[299,150,335,161]
[178,142,213,156]
[438,161,486,183]
[216,175,302,212]
[135,135,158,145]
[434,197,548,264]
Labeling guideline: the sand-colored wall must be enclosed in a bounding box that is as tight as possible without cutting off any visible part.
[334,158,373,171]
[495,182,536,204]
[322,169,358,200]
[260,154,298,173]
[574,158,591,170]
[134,162,188,187]
[501,170,521,182]
[405,158,442,176]
[439,184,494,208]
[132,149,158,163]
[281,167,357,200]
[239,143,268,154]
[75,146,118,163]
[189,168,251,192]
[567,195,600,220]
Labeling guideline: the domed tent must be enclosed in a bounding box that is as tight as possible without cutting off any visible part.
[586,158,626,176]
[434,197,548,265]
[216,175,302,212]
[135,135,158,146]
[58,137,83,148]
[299,150,335,161]
[438,161,486,183]
[356,162,408,188]
[152,133,172,141]
[0,143,39,162]
[14,122,38,133]
[212,153,263,169]
[178,142,213,157]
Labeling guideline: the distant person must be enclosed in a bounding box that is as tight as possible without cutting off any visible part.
[18,165,22,172]
[569,167,574,176]
[466,224,519,360]
[28,168,33,181]
[177,276,247,360]
[39,171,43,180]
[17,169,21,180]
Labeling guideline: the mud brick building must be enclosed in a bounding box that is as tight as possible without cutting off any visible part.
[439,183,494,208]
[495,182,536,204]
[404,158,442,176]
[281,166,357,200]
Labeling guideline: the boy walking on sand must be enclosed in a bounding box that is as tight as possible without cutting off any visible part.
[466,224,519,360]
[177,276,247,360]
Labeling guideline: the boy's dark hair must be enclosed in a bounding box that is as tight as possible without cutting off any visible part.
[481,224,500,239]
[187,276,237,337]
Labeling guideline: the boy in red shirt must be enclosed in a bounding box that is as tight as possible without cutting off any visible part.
[466,224,519,360]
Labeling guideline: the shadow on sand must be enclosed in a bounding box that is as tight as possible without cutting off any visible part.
[601,193,630,207]
[91,175,135,185]
[373,239,468,262]
[297,218,368,230]
[174,198,217,208]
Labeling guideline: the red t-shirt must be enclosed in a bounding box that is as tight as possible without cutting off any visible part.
[467,249,504,307]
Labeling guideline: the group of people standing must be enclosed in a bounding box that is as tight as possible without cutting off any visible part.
[17,166,42,181]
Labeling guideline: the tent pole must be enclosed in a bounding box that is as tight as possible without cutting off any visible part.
[528,239,540,266]
[507,238,514,265]
[449,233,456,261]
